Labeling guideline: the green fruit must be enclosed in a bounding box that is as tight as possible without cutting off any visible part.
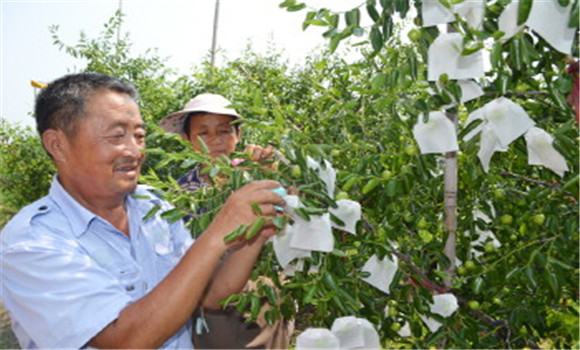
[417,217,428,229]
[500,214,513,225]
[418,229,433,243]
[467,300,480,310]
[464,260,476,270]
[531,213,545,226]
[404,144,418,156]
[484,242,496,253]
[493,297,502,305]
[388,307,398,317]
[291,166,302,178]
[377,227,387,239]
[330,149,340,157]
[390,322,402,332]
[510,234,518,241]
[403,211,413,223]
[493,188,505,199]
[381,169,393,180]
[456,266,467,275]
[388,299,398,307]
[407,28,421,42]
[336,191,350,200]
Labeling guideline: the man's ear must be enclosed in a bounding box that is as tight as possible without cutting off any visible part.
[42,129,68,162]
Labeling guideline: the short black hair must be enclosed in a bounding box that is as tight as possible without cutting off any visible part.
[35,72,138,138]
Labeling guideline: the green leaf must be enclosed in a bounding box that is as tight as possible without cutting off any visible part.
[272,215,288,229]
[345,8,361,27]
[380,0,393,10]
[472,276,484,295]
[558,0,571,6]
[525,266,538,289]
[386,179,398,197]
[370,26,383,52]
[160,208,186,223]
[408,55,418,80]
[496,72,510,95]
[546,271,560,298]
[570,0,579,27]
[438,0,452,9]
[196,135,210,155]
[303,11,316,30]
[517,0,533,25]
[366,3,380,22]
[278,0,296,9]
[509,37,523,71]
[250,201,263,215]
[287,3,307,12]
[362,178,380,194]
[223,224,248,243]
[142,203,161,221]
[246,216,266,241]
[329,35,341,53]
[462,40,484,56]
[382,16,393,41]
[394,0,409,17]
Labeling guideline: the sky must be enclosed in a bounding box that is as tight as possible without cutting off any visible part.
[1,0,364,129]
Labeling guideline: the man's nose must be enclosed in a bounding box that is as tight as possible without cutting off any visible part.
[124,135,145,157]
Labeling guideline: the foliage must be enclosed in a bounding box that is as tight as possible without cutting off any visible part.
[1,2,578,348]
[0,121,55,227]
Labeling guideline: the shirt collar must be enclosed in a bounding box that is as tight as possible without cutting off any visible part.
[48,176,105,238]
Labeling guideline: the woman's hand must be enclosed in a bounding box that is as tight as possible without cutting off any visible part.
[243,144,276,163]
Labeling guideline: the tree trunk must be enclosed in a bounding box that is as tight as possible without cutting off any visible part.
[442,112,458,288]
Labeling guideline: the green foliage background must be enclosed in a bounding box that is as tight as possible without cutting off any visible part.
[1,1,579,348]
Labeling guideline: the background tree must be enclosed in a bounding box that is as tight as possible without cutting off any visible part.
[1,1,578,348]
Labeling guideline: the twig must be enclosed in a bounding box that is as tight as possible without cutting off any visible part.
[495,171,575,199]
[392,249,539,348]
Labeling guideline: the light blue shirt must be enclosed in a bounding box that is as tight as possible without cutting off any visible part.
[0,177,195,349]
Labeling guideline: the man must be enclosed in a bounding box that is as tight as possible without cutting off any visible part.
[160,93,276,192]
[0,73,284,349]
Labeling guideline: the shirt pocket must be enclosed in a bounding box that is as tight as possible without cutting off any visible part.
[114,265,145,299]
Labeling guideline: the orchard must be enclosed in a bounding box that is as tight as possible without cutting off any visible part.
[1,0,579,348]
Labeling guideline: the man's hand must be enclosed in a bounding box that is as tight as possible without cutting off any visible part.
[205,180,284,249]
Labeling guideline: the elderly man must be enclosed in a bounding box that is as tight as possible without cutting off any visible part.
[0,72,284,349]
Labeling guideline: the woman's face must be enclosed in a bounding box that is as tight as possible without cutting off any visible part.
[185,113,240,158]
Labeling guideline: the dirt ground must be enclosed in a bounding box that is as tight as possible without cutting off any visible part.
[0,302,19,349]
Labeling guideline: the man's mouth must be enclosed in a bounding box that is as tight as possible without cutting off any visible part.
[115,164,140,173]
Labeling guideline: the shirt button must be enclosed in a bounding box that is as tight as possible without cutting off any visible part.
[38,206,48,211]
[125,285,135,292]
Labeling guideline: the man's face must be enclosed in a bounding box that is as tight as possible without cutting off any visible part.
[58,90,146,203]
[185,113,240,158]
